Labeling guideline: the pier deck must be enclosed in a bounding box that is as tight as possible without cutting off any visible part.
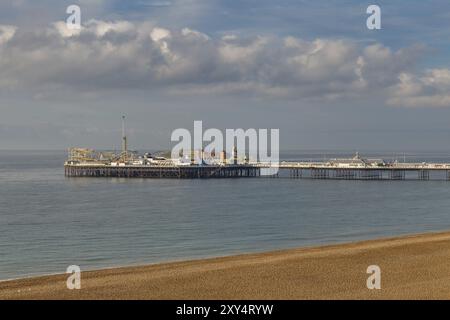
[65,162,450,180]
[274,162,450,180]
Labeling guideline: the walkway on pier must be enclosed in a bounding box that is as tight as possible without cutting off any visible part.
[263,161,450,181]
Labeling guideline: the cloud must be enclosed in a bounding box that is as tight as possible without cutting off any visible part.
[0,19,431,105]
[387,69,450,108]
[0,25,16,44]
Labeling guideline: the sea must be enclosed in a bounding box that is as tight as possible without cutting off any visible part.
[1,149,450,280]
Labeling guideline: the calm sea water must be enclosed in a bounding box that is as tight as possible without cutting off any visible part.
[2,150,450,280]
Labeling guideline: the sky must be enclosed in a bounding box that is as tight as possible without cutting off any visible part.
[1,0,450,151]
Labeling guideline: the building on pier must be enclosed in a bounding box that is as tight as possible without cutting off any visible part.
[328,152,385,168]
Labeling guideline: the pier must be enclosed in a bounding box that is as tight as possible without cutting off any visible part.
[276,165,450,181]
[268,156,450,181]
[65,164,260,179]
[64,119,450,181]
[65,159,450,181]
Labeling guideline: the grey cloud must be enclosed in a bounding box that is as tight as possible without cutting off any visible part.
[387,69,450,108]
[0,20,427,103]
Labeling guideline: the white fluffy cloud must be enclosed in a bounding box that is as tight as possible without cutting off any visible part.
[0,25,16,44]
[388,69,450,108]
[0,20,434,105]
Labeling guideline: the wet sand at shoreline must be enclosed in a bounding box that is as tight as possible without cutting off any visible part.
[2,231,450,299]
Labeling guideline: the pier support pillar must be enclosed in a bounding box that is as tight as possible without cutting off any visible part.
[389,170,405,180]
[290,169,301,178]
[418,170,430,180]
[334,169,356,180]
[359,170,382,180]
[311,168,329,179]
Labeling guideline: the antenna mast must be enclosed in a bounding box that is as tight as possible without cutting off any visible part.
[122,116,128,157]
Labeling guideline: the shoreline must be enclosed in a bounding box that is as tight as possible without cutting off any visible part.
[2,230,450,299]
[0,232,423,283]
[0,229,440,283]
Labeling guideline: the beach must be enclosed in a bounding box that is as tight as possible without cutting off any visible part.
[1,231,450,299]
